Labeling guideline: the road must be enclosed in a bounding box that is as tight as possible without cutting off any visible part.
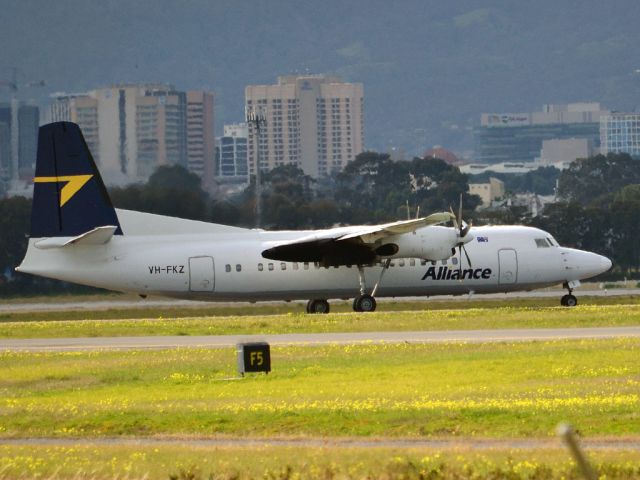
[2,288,639,313]
[2,326,640,352]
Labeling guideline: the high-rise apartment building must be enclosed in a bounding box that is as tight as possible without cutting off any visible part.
[0,102,39,184]
[245,75,364,178]
[474,103,609,164]
[49,93,99,160]
[50,84,214,186]
[186,91,215,189]
[600,112,640,158]
[216,123,248,180]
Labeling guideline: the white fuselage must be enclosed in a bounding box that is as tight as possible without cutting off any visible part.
[18,216,611,302]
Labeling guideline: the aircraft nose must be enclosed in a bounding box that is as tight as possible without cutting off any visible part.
[600,255,612,274]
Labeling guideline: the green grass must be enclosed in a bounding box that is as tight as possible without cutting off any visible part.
[1,443,640,479]
[1,339,638,439]
[1,303,640,339]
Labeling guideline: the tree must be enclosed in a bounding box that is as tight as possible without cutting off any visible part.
[409,157,481,214]
[557,153,640,206]
[335,152,409,223]
[110,165,208,221]
[0,196,31,279]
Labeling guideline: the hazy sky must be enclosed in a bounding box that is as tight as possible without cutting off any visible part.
[2,0,639,154]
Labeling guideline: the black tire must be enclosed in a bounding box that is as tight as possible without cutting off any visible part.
[307,299,330,314]
[565,295,578,307]
[353,294,377,312]
[560,295,568,306]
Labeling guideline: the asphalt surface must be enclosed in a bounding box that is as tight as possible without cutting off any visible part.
[2,288,639,313]
[1,436,639,451]
[2,326,640,352]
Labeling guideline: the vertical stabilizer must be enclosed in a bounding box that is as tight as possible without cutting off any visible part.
[30,122,122,238]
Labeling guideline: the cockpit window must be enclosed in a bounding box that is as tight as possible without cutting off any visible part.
[535,238,550,248]
[547,237,558,247]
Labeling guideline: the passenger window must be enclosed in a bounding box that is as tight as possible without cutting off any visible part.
[236,264,241,272]
[268,263,274,271]
[431,261,436,266]
[281,262,286,270]
[258,263,263,271]
[420,259,427,266]
[452,257,458,265]
[399,259,405,267]
[293,263,299,270]
[225,264,231,273]
[409,259,415,267]
[535,238,550,248]
[304,262,309,270]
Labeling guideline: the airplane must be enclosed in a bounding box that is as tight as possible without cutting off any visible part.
[17,122,612,313]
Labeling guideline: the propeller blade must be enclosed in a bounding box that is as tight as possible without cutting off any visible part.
[449,206,459,230]
[460,220,472,239]
[458,193,463,236]
[462,244,472,268]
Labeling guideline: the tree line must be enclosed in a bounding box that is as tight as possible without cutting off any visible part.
[1,151,639,296]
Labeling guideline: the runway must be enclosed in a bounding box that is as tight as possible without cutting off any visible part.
[2,326,640,352]
[2,288,639,313]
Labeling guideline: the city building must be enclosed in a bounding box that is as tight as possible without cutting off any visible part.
[539,138,593,166]
[216,123,248,180]
[469,177,505,208]
[50,84,214,186]
[0,101,39,186]
[245,74,364,178]
[600,112,640,158]
[186,91,215,189]
[474,103,608,164]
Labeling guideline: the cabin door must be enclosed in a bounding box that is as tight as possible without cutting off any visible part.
[189,256,215,292]
[498,249,518,284]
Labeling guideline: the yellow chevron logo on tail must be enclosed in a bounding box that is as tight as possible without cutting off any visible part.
[33,175,93,207]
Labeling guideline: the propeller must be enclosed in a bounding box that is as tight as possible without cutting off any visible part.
[450,194,473,271]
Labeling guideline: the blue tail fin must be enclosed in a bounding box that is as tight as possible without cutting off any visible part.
[30,122,123,238]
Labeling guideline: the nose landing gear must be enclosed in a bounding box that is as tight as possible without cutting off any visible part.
[560,282,578,307]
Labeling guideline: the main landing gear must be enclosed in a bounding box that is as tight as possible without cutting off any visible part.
[305,260,392,314]
[306,299,330,314]
[560,282,578,307]
[352,259,391,312]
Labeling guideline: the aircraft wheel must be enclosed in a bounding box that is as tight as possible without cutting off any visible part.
[353,294,377,312]
[306,299,330,314]
[560,294,578,307]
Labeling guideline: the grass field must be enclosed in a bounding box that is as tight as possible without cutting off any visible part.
[1,339,638,439]
[2,300,640,478]
[1,443,640,479]
[1,302,640,339]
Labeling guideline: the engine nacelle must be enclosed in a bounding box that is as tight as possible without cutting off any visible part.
[377,226,458,261]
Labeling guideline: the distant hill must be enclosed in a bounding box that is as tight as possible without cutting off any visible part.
[2,0,639,157]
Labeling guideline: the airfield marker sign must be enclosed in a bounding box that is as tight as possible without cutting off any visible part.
[237,342,271,375]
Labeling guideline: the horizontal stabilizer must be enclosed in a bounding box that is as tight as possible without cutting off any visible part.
[34,226,118,249]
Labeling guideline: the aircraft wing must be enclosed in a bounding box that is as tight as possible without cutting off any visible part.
[261,212,454,266]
